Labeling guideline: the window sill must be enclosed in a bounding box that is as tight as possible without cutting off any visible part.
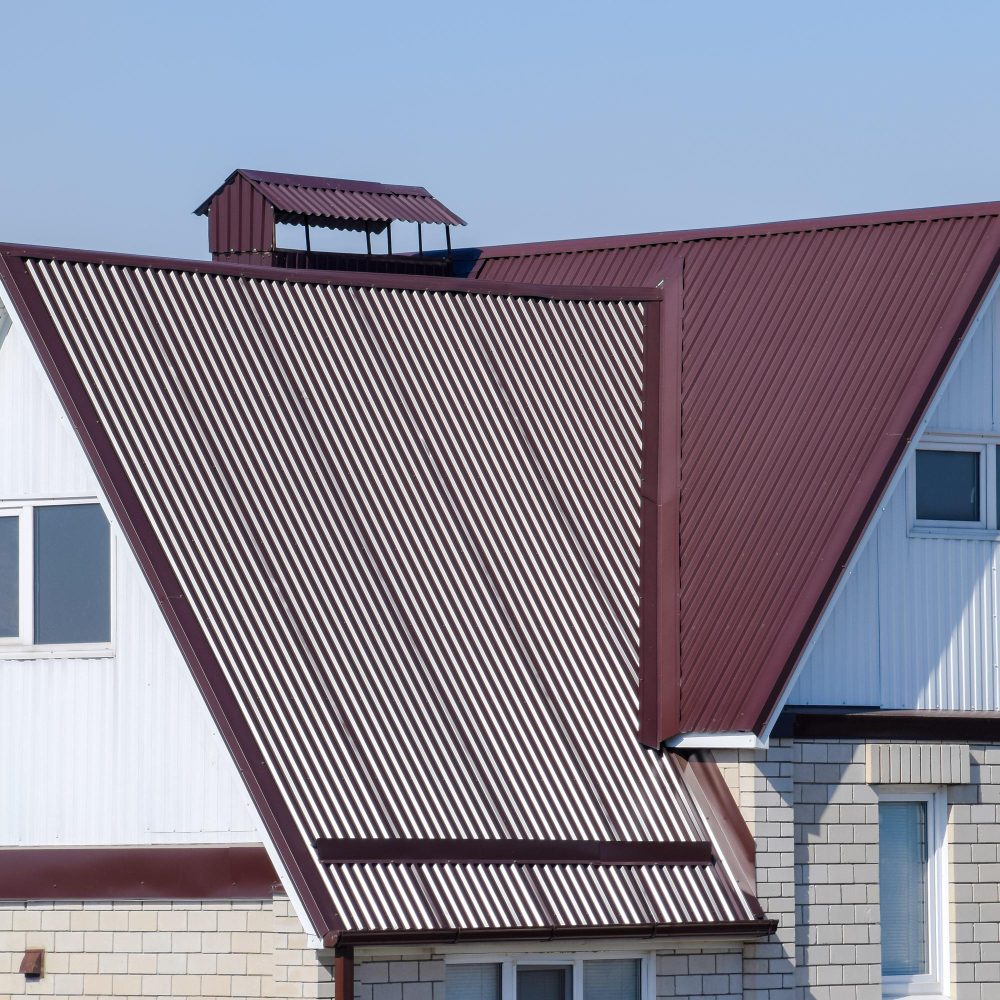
[908,524,1000,541]
[0,644,114,660]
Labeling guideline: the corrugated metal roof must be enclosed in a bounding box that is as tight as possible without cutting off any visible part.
[472,203,1000,735]
[195,169,466,229]
[0,246,761,941]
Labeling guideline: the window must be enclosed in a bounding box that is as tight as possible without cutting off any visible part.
[910,437,1000,535]
[0,501,112,653]
[915,448,980,522]
[446,964,500,1000]
[517,967,571,1000]
[878,791,948,999]
[446,957,644,1000]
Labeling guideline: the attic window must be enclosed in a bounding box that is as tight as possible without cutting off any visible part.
[0,501,112,655]
[915,448,981,522]
[910,439,1000,534]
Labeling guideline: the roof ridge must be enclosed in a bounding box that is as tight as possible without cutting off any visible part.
[0,242,659,303]
[472,200,1000,260]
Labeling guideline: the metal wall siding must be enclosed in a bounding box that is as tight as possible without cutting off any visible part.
[209,174,274,255]
[477,211,1000,733]
[15,256,747,931]
[786,532,880,707]
[0,321,257,846]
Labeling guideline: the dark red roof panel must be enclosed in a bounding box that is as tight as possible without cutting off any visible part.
[474,204,1000,735]
[0,245,759,939]
[195,169,466,228]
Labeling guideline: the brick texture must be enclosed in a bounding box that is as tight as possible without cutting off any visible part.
[0,895,334,999]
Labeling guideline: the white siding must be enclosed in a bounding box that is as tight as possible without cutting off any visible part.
[789,279,1000,712]
[0,317,257,845]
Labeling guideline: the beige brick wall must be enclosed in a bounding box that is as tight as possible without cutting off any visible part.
[739,740,796,1000]
[730,737,1000,1000]
[354,946,743,1000]
[0,894,334,999]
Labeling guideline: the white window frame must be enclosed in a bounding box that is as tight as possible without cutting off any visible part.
[878,787,950,1000]
[908,432,999,538]
[444,951,654,1000]
[0,497,115,659]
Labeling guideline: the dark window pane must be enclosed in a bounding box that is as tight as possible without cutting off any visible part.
[516,968,571,1000]
[0,516,17,637]
[915,449,980,521]
[445,964,500,1000]
[34,504,110,644]
[583,959,640,1000]
[879,801,929,977]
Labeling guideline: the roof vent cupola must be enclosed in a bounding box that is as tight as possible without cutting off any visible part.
[194,169,466,276]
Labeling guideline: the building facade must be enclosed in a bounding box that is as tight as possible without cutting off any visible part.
[3,176,1000,999]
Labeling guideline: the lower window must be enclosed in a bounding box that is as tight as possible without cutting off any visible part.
[446,957,643,1000]
[878,790,949,998]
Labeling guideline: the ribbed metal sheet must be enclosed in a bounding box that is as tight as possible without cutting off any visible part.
[8,254,752,932]
[198,169,465,231]
[323,861,746,932]
[475,206,1000,733]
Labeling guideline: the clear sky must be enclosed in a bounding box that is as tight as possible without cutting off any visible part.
[2,1,999,260]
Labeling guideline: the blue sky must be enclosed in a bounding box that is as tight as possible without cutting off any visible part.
[2,1,999,259]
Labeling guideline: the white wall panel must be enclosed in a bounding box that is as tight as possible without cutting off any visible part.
[0,319,257,846]
[790,279,1000,712]
[927,293,997,433]
[786,532,880,706]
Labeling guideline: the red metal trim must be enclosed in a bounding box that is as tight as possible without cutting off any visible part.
[752,221,1000,733]
[337,919,777,946]
[334,948,354,999]
[675,752,763,919]
[788,709,1000,741]
[0,243,659,303]
[639,263,682,746]
[472,200,1000,263]
[0,847,277,900]
[0,251,342,939]
[314,838,714,866]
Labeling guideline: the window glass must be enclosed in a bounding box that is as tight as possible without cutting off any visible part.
[0,516,17,637]
[915,449,980,521]
[583,959,640,1000]
[516,968,571,1000]
[34,504,110,644]
[445,964,500,1000]
[879,801,929,977]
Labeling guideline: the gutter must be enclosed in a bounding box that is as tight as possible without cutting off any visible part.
[323,918,777,949]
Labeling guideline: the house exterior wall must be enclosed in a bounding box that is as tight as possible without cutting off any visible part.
[0,895,335,999]
[0,313,257,846]
[355,947,744,1000]
[730,737,1000,1000]
[789,283,1000,713]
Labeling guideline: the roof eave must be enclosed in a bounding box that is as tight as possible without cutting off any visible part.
[330,918,777,949]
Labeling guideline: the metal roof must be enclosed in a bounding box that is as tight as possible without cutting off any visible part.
[0,245,763,943]
[472,202,1000,736]
[194,169,466,230]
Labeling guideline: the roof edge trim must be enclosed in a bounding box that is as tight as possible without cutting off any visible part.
[472,201,1000,262]
[638,263,682,746]
[0,244,659,303]
[335,919,778,947]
